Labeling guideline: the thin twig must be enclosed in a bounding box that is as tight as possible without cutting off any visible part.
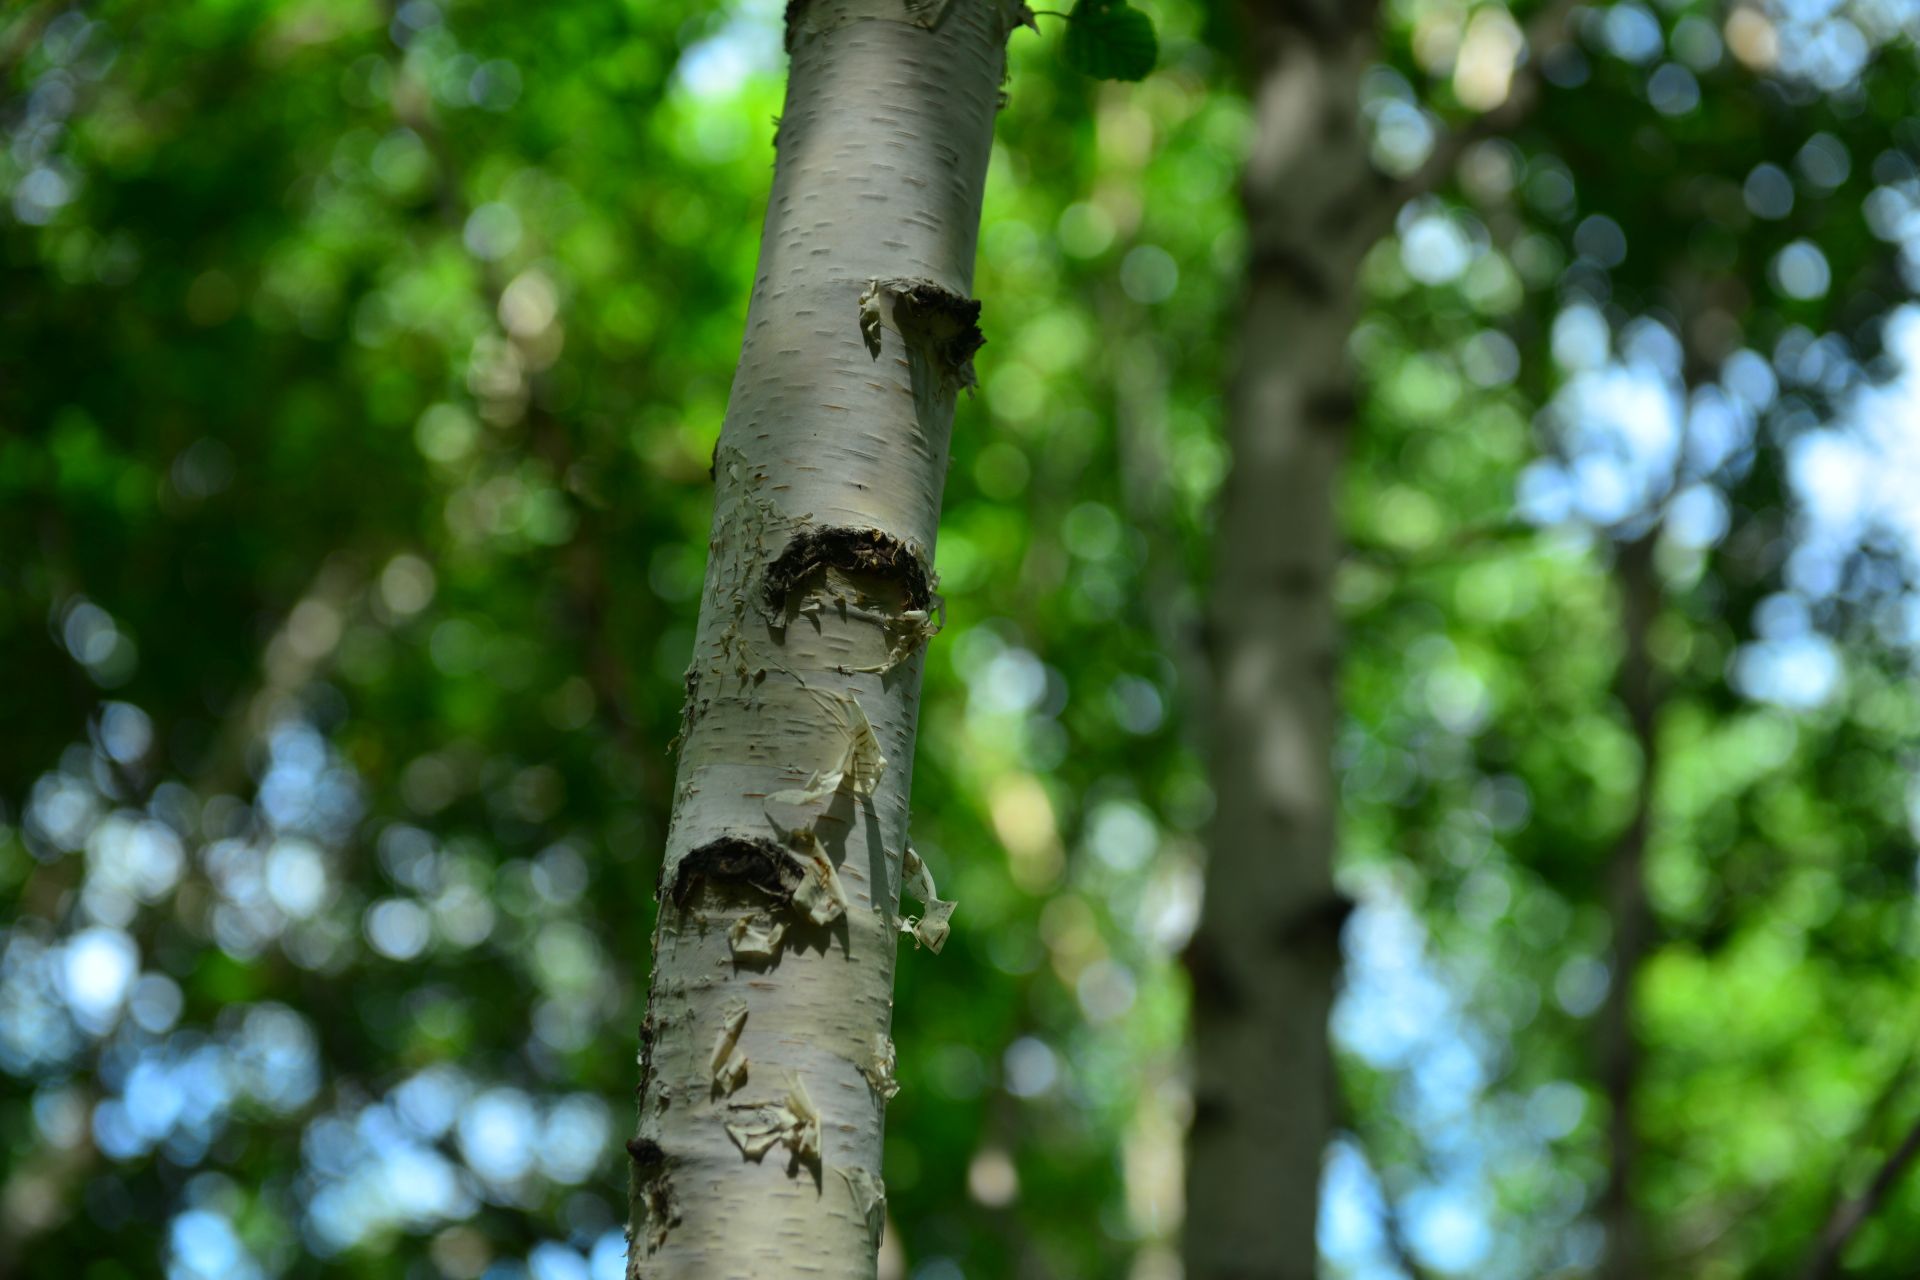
[1338,1115,1443,1280]
[1358,0,1583,242]
[1346,517,1547,573]
[0,1,54,84]
[1801,1097,1920,1279]
[1412,0,1579,188]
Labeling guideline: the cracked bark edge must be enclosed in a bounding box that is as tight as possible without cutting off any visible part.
[1273,892,1354,954]
[669,835,804,909]
[785,0,943,48]
[860,277,986,390]
[1180,934,1246,1017]
[1181,892,1351,1017]
[762,526,935,616]
[787,0,946,34]
[625,1138,680,1254]
[787,0,1032,45]
[668,666,702,755]
[636,1017,656,1094]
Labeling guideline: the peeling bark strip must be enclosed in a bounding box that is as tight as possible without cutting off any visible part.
[1185,5,1382,1280]
[629,4,1018,1277]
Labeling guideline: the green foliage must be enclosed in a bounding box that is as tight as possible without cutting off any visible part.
[0,1,1222,1275]
[1060,0,1157,82]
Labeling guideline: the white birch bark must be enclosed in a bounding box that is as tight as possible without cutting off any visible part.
[626,3,1026,1276]
[1185,5,1381,1277]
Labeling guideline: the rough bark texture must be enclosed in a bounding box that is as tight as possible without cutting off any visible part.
[1184,4,1380,1277]
[627,3,1019,1275]
[1598,533,1661,1280]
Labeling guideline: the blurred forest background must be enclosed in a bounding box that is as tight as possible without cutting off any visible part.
[6,0,1920,1277]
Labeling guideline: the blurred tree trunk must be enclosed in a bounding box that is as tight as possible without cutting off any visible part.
[1599,533,1661,1280]
[1185,4,1380,1276]
[625,4,1022,1276]
[1185,5,1579,1270]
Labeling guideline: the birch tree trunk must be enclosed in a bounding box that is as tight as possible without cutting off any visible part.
[625,4,1025,1275]
[1184,5,1381,1277]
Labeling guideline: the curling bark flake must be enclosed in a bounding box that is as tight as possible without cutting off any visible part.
[1185,4,1381,1278]
[627,2,1026,1275]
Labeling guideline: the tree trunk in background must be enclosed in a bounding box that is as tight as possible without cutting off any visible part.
[1598,533,1661,1280]
[1185,4,1380,1277]
[626,4,1023,1275]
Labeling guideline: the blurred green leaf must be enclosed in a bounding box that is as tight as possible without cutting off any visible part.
[1062,0,1156,81]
